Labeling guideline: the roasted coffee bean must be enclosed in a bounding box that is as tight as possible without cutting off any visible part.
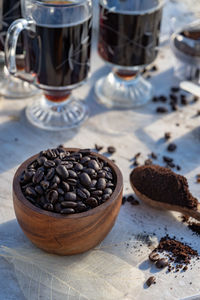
[80,156,91,164]
[97,178,107,190]
[105,172,113,180]
[167,143,177,152]
[97,170,106,178]
[68,170,77,178]
[156,107,168,113]
[76,202,87,212]
[46,168,55,180]
[107,146,116,154]
[90,180,97,188]
[26,196,36,204]
[67,178,77,185]
[64,192,77,202]
[62,181,70,192]
[37,156,47,165]
[61,208,75,214]
[25,187,37,198]
[22,182,34,190]
[44,160,56,168]
[54,158,61,166]
[43,203,54,211]
[62,161,73,169]
[163,156,173,163]
[81,188,90,198]
[102,194,110,201]
[146,276,156,287]
[61,201,78,208]
[35,185,44,195]
[24,171,34,182]
[46,149,57,159]
[171,86,179,93]
[56,165,69,179]
[155,258,168,269]
[149,252,160,262]
[74,163,83,171]
[58,195,64,203]
[164,132,171,140]
[77,189,87,199]
[79,172,92,187]
[50,183,58,190]
[71,152,82,159]
[54,203,61,213]
[95,144,103,152]
[40,180,49,190]
[87,159,100,171]
[57,188,64,195]
[106,182,115,188]
[52,175,61,184]
[104,188,113,195]
[91,190,103,197]
[47,190,58,204]
[32,169,44,184]
[85,197,98,207]
[84,168,97,177]
[39,196,46,206]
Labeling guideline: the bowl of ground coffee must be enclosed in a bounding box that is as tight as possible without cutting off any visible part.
[13,147,123,255]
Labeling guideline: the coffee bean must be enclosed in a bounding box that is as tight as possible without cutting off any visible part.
[77,188,87,199]
[24,171,34,182]
[97,178,107,190]
[164,132,171,140]
[97,170,106,178]
[71,152,82,160]
[37,156,47,166]
[54,203,61,213]
[80,156,91,164]
[35,185,44,195]
[56,165,69,179]
[50,183,58,189]
[167,143,177,152]
[68,170,77,178]
[25,187,37,198]
[102,194,110,201]
[91,180,97,188]
[44,160,56,168]
[171,86,179,93]
[95,144,103,152]
[87,160,100,171]
[74,163,83,171]
[155,258,168,269]
[146,276,156,287]
[67,178,77,185]
[156,107,168,113]
[85,197,98,207]
[62,162,73,169]
[54,158,61,166]
[46,168,55,180]
[43,203,54,211]
[106,182,115,188]
[61,201,78,208]
[149,252,160,262]
[60,208,75,214]
[32,169,44,184]
[104,188,113,195]
[79,172,92,187]
[81,188,90,198]
[57,188,64,195]
[62,181,70,192]
[40,180,49,190]
[163,156,173,163]
[91,190,103,197]
[76,202,87,212]
[26,196,36,204]
[103,166,112,172]
[47,190,58,204]
[84,168,97,177]
[64,192,77,202]
[52,175,61,184]
[107,146,116,154]
[58,195,64,203]
[105,172,113,180]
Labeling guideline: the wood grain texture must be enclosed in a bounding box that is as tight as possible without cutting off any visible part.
[130,182,200,222]
[13,148,123,255]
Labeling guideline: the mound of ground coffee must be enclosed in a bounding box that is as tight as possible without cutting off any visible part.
[130,165,198,209]
[20,147,116,214]
[149,236,198,272]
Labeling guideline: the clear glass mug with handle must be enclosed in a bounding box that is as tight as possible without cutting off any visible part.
[95,0,164,109]
[5,0,92,130]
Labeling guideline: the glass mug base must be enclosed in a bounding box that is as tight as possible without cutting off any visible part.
[95,71,153,109]
[26,94,88,131]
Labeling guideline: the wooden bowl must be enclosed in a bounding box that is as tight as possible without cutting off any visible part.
[13,148,123,255]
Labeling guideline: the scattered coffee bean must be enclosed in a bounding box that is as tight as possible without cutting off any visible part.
[155,258,169,269]
[20,148,116,214]
[164,132,171,140]
[122,196,127,205]
[149,251,160,262]
[176,165,181,171]
[95,144,103,152]
[167,143,177,152]
[150,152,157,160]
[171,86,180,93]
[152,96,158,102]
[145,159,153,165]
[107,146,116,154]
[146,276,156,287]
[156,107,168,113]
[159,95,167,103]
[163,156,173,163]
[151,65,158,72]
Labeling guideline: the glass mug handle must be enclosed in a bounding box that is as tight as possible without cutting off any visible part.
[5,18,36,84]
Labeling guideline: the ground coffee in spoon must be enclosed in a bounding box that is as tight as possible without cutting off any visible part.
[130,165,198,209]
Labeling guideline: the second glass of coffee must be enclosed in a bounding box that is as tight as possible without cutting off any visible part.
[6,0,92,130]
[95,0,164,108]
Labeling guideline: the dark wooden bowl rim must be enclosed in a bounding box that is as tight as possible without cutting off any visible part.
[13,148,123,219]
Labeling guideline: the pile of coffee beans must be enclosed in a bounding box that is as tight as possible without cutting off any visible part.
[20,147,116,214]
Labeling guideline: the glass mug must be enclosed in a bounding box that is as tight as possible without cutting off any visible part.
[95,0,164,109]
[6,0,92,130]
[0,0,38,98]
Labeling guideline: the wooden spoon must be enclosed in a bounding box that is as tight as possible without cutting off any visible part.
[130,166,200,221]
